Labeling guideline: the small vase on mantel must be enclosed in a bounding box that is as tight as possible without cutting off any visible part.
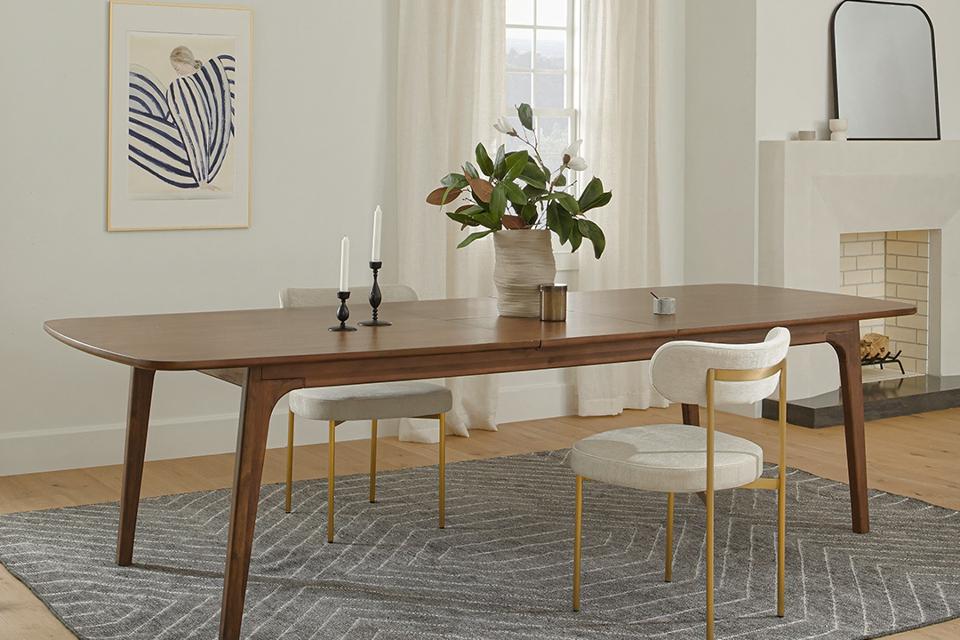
[493,229,556,317]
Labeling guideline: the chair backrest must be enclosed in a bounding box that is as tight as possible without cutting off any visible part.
[649,327,790,406]
[279,285,419,309]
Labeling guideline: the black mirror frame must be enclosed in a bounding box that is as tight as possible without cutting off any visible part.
[830,0,941,141]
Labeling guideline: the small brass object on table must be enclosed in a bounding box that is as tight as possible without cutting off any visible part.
[539,284,567,322]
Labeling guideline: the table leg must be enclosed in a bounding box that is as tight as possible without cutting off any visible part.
[219,369,299,640]
[116,367,155,566]
[827,325,870,534]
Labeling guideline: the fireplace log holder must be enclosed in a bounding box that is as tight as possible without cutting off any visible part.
[861,349,905,376]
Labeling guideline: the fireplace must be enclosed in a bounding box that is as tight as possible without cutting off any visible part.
[839,230,930,380]
[758,140,960,427]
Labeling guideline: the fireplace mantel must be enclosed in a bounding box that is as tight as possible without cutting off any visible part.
[758,140,960,399]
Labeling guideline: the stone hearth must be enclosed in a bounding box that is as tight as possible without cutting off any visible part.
[762,374,960,428]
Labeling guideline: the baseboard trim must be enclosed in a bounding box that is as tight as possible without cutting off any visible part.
[1,381,576,476]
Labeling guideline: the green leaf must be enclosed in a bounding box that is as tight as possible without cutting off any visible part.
[552,173,567,187]
[475,143,494,176]
[446,211,481,228]
[502,180,527,206]
[440,173,469,189]
[447,204,486,228]
[493,145,506,179]
[477,209,503,229]
[582,191,612,212]
[519,202,539,225]
[457,230,494,248]
[463,162,479,179]
[569,225,583,252]
[504,150,529,181]
[555,192,580,215]
[578,177,613,213]
[523,184,547,198]
[558,209,574,244]
[579,219,606,258]
[578,176,604,209]
[490,183,507,218]
[517,103,534,131]
[546,203,560,232]
[522,160,545,180]
[521,161,547,190]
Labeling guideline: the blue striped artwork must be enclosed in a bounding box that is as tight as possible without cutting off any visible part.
[128,49,236,190]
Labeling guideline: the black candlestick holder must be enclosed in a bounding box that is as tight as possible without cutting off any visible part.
[329,291,357,332]
[359,261,392,327]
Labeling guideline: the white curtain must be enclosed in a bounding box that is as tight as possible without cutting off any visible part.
[395,1,506,442]
[575,0,668,415]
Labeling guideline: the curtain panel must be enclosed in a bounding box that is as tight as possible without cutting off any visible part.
[395,0,506,442]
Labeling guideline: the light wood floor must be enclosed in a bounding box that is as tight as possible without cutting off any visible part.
[2,405,959,639]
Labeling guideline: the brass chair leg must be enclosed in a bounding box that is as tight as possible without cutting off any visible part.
[284,410,294,513]
[327,420,336,543]
[573,475,584,611]
[665,492,674,582]
[369,419,378,503]
[777,364,787,618]
[438,413,446,529]
[706,371,716,640]
[706,486,715,640]
[777,468,786,618]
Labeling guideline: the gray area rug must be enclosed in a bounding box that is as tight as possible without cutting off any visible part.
[1,450,959,639]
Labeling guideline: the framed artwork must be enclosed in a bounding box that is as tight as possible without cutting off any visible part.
[108,1,252,231]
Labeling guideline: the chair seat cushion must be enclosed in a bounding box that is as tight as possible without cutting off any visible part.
[289,382,452,422]
[567,424,763,493]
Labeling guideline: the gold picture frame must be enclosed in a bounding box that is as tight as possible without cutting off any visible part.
[107,0,252,231]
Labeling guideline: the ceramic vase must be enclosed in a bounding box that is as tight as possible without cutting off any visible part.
[492,229,557,317]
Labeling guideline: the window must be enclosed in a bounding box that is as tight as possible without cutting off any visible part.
[504,0,578,173]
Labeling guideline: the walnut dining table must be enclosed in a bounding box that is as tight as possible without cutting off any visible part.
[43,284,915,640]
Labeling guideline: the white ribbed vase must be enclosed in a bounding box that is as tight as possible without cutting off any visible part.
[492,229,557,317]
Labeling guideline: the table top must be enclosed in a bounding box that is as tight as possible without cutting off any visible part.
[43,284,916,371]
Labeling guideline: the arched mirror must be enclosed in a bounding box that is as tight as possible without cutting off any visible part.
[831,0,940,140]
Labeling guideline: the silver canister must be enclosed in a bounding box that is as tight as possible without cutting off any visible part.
[540,284,567,322]
[652,296,677,315]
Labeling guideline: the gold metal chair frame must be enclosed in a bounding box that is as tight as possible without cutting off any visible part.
[573,360,787,640]
[285,412,447,543]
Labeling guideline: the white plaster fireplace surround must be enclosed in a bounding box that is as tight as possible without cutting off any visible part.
[759,141,960,400]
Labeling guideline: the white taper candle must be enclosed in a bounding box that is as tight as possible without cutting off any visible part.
[371,205,382,262]
[339,236,350,292]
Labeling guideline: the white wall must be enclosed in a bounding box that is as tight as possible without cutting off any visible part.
[684,0,758,285]
[0,0,398,474]
[756,0,960,141]
[656,0,687,286]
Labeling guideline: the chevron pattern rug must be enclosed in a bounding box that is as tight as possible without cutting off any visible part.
[1,450,959,639]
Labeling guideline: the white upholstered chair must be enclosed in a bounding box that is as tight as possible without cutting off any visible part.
[279,286,453,542]
[567,328,790,639]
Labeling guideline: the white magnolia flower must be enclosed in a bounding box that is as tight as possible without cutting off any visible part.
[493,117,517,136]
[562,139,587,171]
